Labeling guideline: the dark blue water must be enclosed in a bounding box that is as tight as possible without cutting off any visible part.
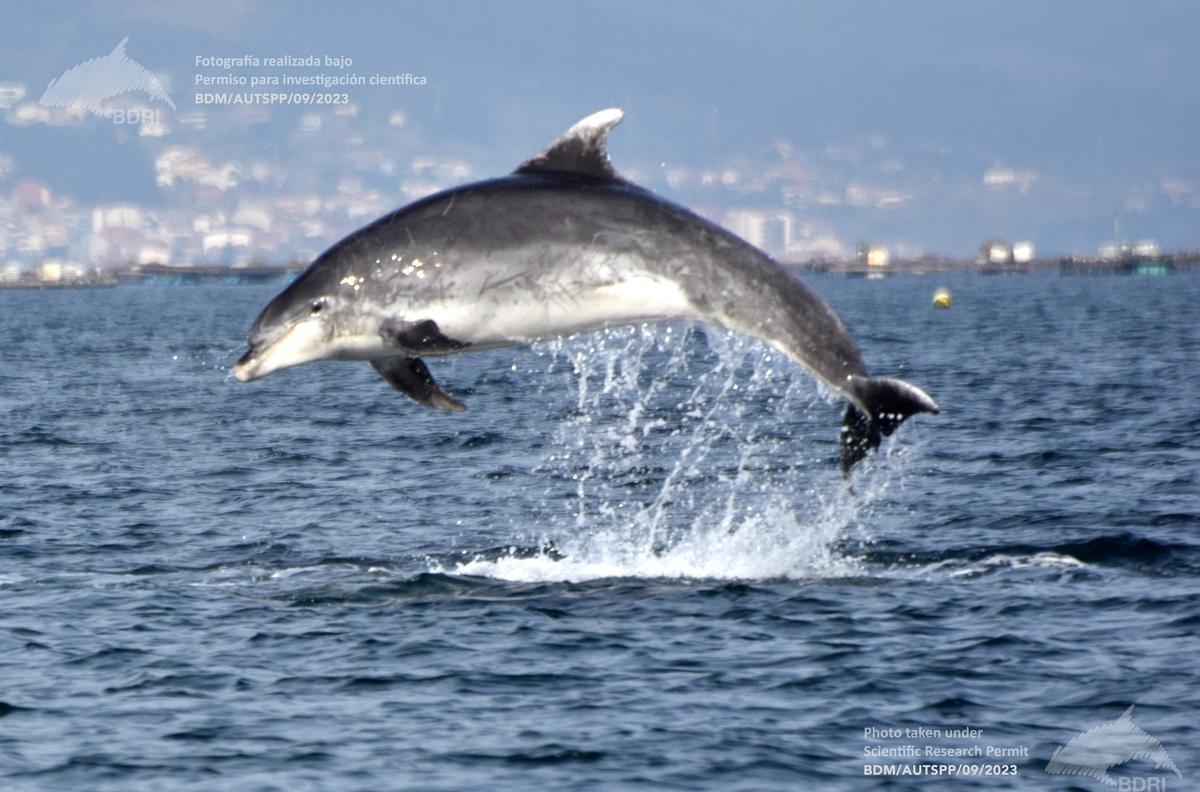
[2,273,1197,790]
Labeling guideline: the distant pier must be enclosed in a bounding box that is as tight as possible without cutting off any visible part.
[2,252,1197,290]
[129,263,303,285]
[2,263,303,289]
[787,250,1199,277]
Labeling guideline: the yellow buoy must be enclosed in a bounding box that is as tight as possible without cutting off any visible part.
[932,288,952,309]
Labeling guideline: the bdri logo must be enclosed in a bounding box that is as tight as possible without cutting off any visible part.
[39,36,175,118]
[1045,705,1182,787]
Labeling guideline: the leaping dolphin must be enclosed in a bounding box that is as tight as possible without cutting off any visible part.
[234,109,938,471]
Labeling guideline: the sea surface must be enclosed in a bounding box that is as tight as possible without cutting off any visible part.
[1,272,1197,790]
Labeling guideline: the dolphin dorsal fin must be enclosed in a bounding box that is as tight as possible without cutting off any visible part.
[112,36,130,56]
[516,108,624,180]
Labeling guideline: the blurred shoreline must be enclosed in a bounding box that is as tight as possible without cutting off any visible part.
[2,250,1196,289]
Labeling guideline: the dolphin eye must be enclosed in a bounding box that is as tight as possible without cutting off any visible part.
[310,300,324,314]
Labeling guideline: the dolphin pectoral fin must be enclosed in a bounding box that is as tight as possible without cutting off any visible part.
[371,357,467,412]
[839,376,939,473]
[380,318,468,354]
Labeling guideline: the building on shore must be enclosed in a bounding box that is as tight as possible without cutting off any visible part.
[723,209,793,255]
[1132,239,1159,257]
[857,243,890,269]
[979,239,1013,266]
[40,260,63,283]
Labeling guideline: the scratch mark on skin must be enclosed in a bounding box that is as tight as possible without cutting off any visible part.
[476,271,495,299]
[477,270,526,299]
[441,194,456,217]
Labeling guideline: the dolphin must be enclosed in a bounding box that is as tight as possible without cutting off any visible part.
[40,37,177,113]
[234,109,938,471]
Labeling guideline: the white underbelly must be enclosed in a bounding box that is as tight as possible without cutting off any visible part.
[436,273,694,348]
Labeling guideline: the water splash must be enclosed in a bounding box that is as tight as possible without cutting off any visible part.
[888,551,1089,582]
[441,324,902,582]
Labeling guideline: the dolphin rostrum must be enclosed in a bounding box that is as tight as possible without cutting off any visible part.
[234,109,938,471]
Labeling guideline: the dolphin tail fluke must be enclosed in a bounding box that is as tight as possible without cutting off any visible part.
[840,375,939,473]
